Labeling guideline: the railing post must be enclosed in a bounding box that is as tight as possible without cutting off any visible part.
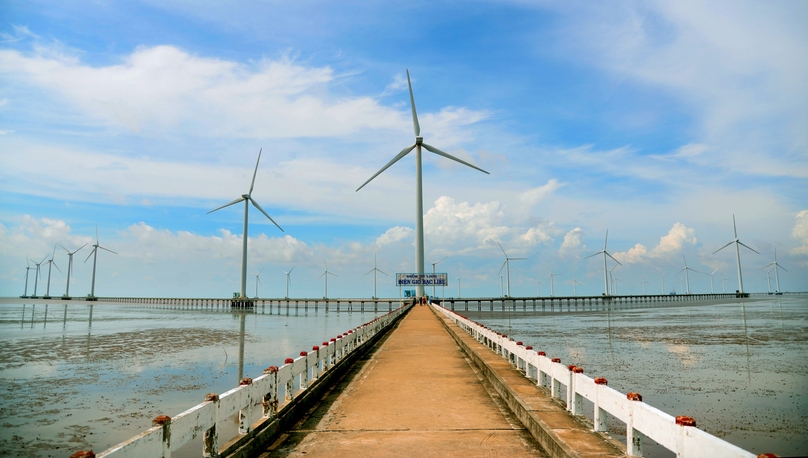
[238,378,253,435]
[262,367,279,420]
[152,415,172,457]
[627,392,643,457]
[203,393,219,458]
[593,378,608,432]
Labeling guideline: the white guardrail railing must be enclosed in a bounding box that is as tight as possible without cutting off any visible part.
[433,305,758,458]
[71,304,411,458]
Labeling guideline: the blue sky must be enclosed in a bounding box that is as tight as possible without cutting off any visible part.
[1,0,806,298]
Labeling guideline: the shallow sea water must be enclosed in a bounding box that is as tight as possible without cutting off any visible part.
[461,296,808,457]
[0,299,389,457]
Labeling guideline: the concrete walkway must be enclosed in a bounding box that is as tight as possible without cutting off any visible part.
[260,304,547,457]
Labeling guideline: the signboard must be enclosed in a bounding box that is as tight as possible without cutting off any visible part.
[396,273,448,287]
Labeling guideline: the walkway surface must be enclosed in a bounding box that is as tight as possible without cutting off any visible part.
[259,304,547,457]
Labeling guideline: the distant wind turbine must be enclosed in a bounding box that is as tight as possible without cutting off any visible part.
[365,254,387,299]
[656,272,669,295]
[84,225,117,298]
[60,244,86,298]
[283,267,294,299]
[548,269,560,297]
[713,215,758,294]
[356,70,489,298]
[429,256,448,297]
[499,275,505,298]
[571,277,582,297]
[763,248,787,293]
[763,267,773,293]
[32,255,47,297]
[677,255,702,295]
[254,268,263,299]
[319,260,338,299]
[208,148,284,300]
[608,265,619,295]
[498,243,525,298]
[708,269,718,294]
[535,278,543,297]
[44,244,61,297]
[720,275,728,293]
[22,258,32,297]
[640,276,649,295]
[585,230,621,296]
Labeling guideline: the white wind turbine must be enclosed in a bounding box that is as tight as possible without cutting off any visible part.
[22,258,32,297]
[32,255,47,297]
[571,277,582,297]
[763,267,773,293]
[319,261,338,299]
[708,269,718,294]
[640,276,649,295]
[208,148,284,299]
[44,244,61,298]
[657,272,669,295]
[677,255,702,295]
[499,275,505,297]
[84,225,117,298]
[356,70,489,298]
[283,267,294,299]
[763,248,787,293]
[608,265,619,295]
[720,275,728,293]
[497,243,525,298]
[713,215,758,294]
[535,278,543,297]
[429,256,448,297]
[585,230,621,296]
[254,268,263,299]
[365,254,387,299]
[548,269,560,297]
[60,243,86,298]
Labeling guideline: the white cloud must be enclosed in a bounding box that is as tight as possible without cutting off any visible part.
[373,226,414,248]
[558,227,585,257]
[613,222,697,264]
[791,210,808,256]
[519,179,565,207]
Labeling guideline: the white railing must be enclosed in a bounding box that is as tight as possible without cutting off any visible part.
[433,305,756,458]
[74,304,410,458]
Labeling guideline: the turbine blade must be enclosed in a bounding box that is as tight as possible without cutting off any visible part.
[437,255,448,264]
[250,198,284,232]
[72,243,87,255]
[95,223,99,243]
[604,229,609,250]
[738,241,759,254]
[378,270,388,276]
[406,69,420,137]
[510,257,527,261]
[84,247,96,263]
[498,242,507,257]
[258,267,264,276]
[498,261,506,276]
[365,269,374,276]
[712,241,734,254]
[732,214,738,238]
[249,148,262,195]
[331,272,339,277]
[780,265,788,272]
[98,246,117,255]
[319,272,325,280]
[421,143,490,174]
[53,261,62,273]
[289,266,294,274]
[208,197,246,214]
[356,144,416,191]
[583,251,601,260]
[605,251,622,265]
[59,243,70,253]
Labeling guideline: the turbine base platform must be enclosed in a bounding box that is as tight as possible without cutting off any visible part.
[231,299,254,309]
[62,296,72,300]
[87,296,98,302]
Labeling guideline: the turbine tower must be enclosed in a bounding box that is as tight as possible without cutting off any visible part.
[571,277,582,296]
[283,267,294,299]
[763,248,787,293]
[356,70,489,297]
[208,148,284,300]
[60,244,86,298]
[84,225,117,298]
[585,230,621,296]
[254,268,263,298]
[497,243,525,298]
[32,255,47,297]
[708,269,718,294]
[713,215,758,294]
[22,258,32,298]
[365,254,388,299]
[429,256,448,297]
[319,260,338,299]
[548,269,560,297]
[677,255,702,294]
[44,244,61,298]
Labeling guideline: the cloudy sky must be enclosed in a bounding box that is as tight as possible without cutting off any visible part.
[1,0,806,299]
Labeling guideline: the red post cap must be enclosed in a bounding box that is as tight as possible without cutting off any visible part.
[594,377,608,385]
[567,364,577,371]
[312,345,320,351]
[322,342,329,346]
[264,365,279,374]
[70,451,96,458]
[204,393,219,402]
[757,454,779,458]
[516,341,523,346]
[551,357,561,363]
[676,415,696,427]
[284,357,294,364]
[627,392,643,401]
[240,377,253,386]
[152,415,171,426]
[525,346,533,350]
[573,367,584,374]
[330,337,337,342]
[538,351,546,356]
[300,351,308,356]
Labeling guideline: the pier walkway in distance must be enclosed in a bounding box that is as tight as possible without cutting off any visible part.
[258,304,620,458]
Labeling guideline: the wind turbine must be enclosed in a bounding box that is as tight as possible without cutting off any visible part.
[708,269,718,294]
[640,276,649,295]
[32,255,47,297]
[535,278,543,297]
[429,256,448,297]
[656,272,669,295]
[319,261,338,299]
[22,258,32,297]
[283,267,294,299]
[254,268,263,299]
[713,215,758,294]
[720,275,728,293]
[497,243,525,297]
[84,225,117,298]
[44,244,62,298]
[608,265,619,295]
[763,267,773,293]
[763,248,787,293]
[585,230,621,296]
[356,70,489,298]
[548,269,560,297]
[365,254,387,299]
[571,277,582,297]
[208,148,284,299]
[499,275,505,298]
[677,255,702,294]
[60,244,86,298]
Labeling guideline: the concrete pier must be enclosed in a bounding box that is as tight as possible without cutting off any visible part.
[259,304,619,457]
